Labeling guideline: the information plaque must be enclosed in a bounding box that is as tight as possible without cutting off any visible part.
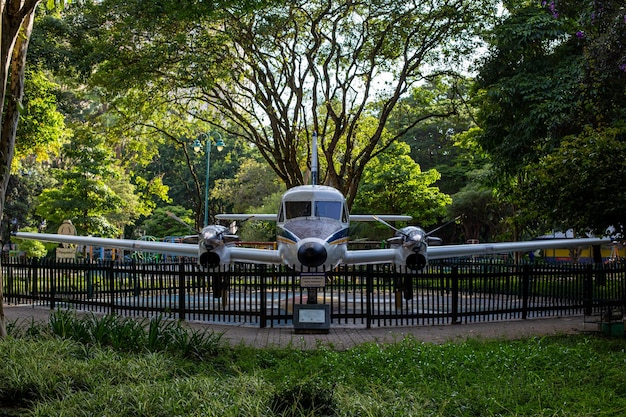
[300,273,326,288]
[293,304,330,333]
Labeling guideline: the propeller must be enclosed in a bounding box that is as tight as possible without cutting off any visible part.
[372,216,424,248]
[372,215,459,247]
[166,211,239,246]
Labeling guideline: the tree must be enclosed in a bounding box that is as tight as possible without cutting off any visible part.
[448,182,500,243]
[139,206,195,238]
[473,4,582,173]
[35,127,127,237]
[13,68,66,164]
[65,0,497,208]
[139,130,263,229]
[208,1,496,206]
[352,141,451,230]
[472,1,626,235]
[523,125,626,237]
[2,66,67,240]
[0,0,68,338]
[392,79,480,195]
[212,158,284,214]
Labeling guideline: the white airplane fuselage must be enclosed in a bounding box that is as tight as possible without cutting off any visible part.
[276,185,350,270]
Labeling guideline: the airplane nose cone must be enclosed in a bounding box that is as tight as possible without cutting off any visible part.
[297,242,327,268]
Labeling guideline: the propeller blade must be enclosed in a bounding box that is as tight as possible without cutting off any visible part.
[373,215,412,241]
[166,211,198,233]
[372,215,400,233]
[426,215,462,237]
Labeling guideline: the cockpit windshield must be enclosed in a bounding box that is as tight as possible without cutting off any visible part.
[285,201,311,219]
[314,201,343,220]
[284,200,345,221]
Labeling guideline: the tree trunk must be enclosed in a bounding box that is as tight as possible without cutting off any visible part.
[0,0,39,339]
[0,0,6,340]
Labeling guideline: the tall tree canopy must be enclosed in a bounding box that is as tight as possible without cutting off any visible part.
[210,0,495,207]
[65,0,498,207]
[472,0,626,236]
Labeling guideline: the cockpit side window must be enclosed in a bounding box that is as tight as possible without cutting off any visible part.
[277,204,285,222]
[314,201,343,220]
[285,201,311,219]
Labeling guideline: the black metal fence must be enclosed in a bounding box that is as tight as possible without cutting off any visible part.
[3,258,625,328]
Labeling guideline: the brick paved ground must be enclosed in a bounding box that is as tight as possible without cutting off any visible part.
[3,304,598,350]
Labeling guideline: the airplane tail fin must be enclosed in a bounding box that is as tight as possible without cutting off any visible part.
[312,131,318,186]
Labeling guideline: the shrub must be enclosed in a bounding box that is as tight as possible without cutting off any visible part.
[47,310,223,359]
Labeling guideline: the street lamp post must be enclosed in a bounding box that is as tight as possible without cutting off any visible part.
[193,132,225,227]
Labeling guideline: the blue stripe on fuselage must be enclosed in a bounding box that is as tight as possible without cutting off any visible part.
[327,227,349,244]
[277,226,298,244]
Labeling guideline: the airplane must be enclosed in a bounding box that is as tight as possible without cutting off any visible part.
[13,132,611,271]
[14,181,611,272]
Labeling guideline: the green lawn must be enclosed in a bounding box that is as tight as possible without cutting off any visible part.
[2,311,625,416]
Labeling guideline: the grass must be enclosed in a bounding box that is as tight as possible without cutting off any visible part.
[2,312,626,416]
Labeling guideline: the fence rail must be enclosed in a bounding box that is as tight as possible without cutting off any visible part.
[3,258,625,328]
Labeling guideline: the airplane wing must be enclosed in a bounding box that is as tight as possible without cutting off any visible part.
[215,214,277,221]
[350,215,412,222]
[343,248,397,265]
[228,247,283,265]
[343,237,610,267]
[426,237,611,260]
[14,232,199,257]
[14,231,284,266]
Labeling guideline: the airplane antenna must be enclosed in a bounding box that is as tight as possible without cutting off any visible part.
[311,130,318,186]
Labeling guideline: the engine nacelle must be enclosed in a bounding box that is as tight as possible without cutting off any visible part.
[405,251,428,271]
[197,225,239,269]
[388,226,430,271]
[199,250,221,269]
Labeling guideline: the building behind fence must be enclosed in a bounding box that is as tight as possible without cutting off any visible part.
[3,258,625,328]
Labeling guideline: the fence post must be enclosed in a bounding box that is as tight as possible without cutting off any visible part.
[451,266,459,324]
[5,258,13,301]
[31,257,39,304]
[583,264,593,316]
[107,260,116,315]
[132,260,139,297]
[521,265,530,320]
[49,259,55,310]
[211,269,221,299]
[86,267,94,299]
[178,261,186,321]
[259,265,267,328]
[366,265,373,329]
